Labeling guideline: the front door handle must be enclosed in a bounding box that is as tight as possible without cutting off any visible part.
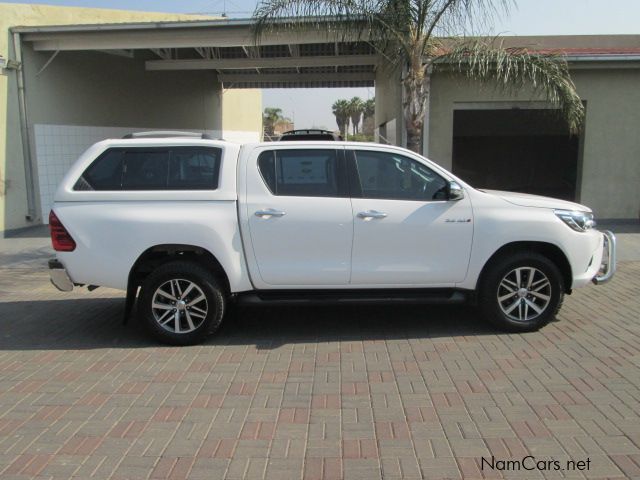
[255,209,286,218]
[357,210,388,219]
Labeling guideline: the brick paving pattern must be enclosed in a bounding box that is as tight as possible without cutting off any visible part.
[0,261,639,479]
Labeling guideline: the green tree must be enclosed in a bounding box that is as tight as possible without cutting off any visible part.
[361,98,376,138]
[331,99,350,138]
[253,1,584,154]
[263,107,284,139]
[348,97,364,135]
[363,98,375,121]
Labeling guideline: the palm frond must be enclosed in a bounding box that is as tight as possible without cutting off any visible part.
[424,0,514,38]
[252,0,416,68]
[437,39,585,134]
[252,0,372,44]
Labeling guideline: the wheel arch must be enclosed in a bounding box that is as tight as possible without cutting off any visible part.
[477,241,573,294]
[128,244,231,295]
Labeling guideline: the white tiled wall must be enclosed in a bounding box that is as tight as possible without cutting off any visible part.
[34,124,234,223]
[35,124,147,222]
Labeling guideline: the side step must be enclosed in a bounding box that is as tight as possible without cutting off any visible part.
[236,289,468,306]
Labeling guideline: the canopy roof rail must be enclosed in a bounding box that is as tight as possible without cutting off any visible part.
[281,129,335,135]
[122,131,214,139]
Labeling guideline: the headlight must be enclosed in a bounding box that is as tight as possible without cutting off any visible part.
[554,209,596,232]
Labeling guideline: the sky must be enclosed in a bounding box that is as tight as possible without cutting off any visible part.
[2,0,638,129]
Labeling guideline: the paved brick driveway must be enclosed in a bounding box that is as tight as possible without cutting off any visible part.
[1,254,640,479]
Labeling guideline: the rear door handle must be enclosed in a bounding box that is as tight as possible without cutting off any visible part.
[357,210,388,219]
[255,209,286,217]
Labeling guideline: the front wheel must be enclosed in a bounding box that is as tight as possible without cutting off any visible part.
[138,261,226,345]
[479,253,564,332]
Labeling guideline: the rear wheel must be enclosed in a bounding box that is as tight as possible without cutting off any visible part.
[139,261,225,345]
[479,252,564,332]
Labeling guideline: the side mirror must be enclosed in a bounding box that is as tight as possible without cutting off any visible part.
[448,181,465,201]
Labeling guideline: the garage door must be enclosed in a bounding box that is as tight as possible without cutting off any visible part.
[452,109,580,201]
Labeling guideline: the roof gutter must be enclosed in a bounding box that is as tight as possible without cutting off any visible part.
[566,54,640,62]
[10,17,255,33]
[434,54,640,68]
[9,15,347,34]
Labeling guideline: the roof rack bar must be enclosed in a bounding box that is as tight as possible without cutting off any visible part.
[122,131,213,139]
[282,129,335,135]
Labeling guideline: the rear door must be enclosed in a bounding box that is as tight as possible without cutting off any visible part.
[242,146,353,288]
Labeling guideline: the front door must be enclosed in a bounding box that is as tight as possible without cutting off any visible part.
[348,148,474,286]
[245,147,353,287]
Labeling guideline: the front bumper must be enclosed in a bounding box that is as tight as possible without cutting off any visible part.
[49,259,74,292]
[592,230,616,285]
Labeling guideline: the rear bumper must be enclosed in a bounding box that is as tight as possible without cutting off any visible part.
[49,259,74,292]
[592,230,617,285]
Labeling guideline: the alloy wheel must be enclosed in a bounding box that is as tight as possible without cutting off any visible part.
[151,279,208,333]
[497,267,552,322]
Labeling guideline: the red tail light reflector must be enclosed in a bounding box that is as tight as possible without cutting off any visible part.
[49,210,76,252]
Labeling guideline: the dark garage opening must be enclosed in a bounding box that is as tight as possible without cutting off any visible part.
[452,109,580,200]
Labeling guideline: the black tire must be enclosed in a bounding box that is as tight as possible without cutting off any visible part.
[138,261,225,345]
[479,252,564,332]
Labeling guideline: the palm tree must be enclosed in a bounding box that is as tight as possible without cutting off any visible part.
[361,98,376,137]
[348,97,364,135]
[253,1,584,154]
[331,99,350,138]
[263,107,284,139]
[363,98,375,121]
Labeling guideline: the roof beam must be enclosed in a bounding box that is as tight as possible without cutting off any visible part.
[194,46,219,59]
[288,44,300,73]
[96,49,134,58]
[150,48,173,60]
[24,26,353,51]
[218,72,375,84]
[242,45,260,73]
[146,54,378,71]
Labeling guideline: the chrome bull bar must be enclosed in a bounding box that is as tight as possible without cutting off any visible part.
[592,230,616,285]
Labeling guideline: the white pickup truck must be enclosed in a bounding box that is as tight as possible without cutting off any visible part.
[49,132,616,345]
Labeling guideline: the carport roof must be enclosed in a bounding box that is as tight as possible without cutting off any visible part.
[13,19,640,88]
[14,17,379,88]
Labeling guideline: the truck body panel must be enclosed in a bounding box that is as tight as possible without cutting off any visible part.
[50,137,614,305]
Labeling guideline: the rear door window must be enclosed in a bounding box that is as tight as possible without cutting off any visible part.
[257,149,345,197]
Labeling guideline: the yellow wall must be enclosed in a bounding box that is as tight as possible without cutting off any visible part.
[374,65,403,145]
[222,89,263,139]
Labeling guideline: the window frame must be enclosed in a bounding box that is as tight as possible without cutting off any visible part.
[74,146,222,191]
[347,149,449,202]
[257,148,349,198]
